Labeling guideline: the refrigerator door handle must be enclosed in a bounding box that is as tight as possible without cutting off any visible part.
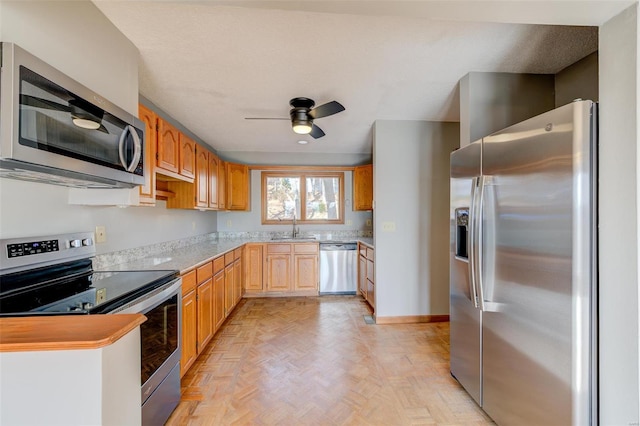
[476,175,486,312]
[469,176,480,309]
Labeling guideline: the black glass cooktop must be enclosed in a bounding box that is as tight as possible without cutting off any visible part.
[0,258,178,316]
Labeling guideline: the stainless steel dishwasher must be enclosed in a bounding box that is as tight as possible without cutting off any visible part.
[319,242,358,294]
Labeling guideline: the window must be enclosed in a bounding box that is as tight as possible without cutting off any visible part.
[262,172,344,224]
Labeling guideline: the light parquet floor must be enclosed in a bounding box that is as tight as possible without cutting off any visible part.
[167,296,494,426]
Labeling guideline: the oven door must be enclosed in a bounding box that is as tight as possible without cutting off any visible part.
[111,278,182,407]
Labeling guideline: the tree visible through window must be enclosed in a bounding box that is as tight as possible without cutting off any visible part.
[262,172,344,224]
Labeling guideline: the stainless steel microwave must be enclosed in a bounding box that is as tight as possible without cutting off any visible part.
[0,43,145,188]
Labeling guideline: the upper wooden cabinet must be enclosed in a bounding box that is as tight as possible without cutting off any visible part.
[208,153,219,209]
[179,134,196,180]
[195,146,209,208]
[226,162,249,211]
[353,164,373,211]
[137,104,156,206]
[157,117,180,175]
[218,159,227,210]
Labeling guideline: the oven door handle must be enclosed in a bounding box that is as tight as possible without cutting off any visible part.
[110,277,182,314]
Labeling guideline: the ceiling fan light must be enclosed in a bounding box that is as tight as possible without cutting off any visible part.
[292,122,312,134]
[72,117,101,130]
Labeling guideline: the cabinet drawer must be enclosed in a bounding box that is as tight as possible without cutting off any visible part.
[267,243,292,254]
[196,261,213,283]
[213,256,225,274]
[359,247,367,257]
[224,251,234,265]
[366,247,374,260]
[234,247,242,260]
[294,243,318,254]
[182,269,197,295]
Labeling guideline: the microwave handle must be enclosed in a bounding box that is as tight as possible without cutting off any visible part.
[118,125,142,172]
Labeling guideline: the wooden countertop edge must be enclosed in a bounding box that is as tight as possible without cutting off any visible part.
[0,314,146,353]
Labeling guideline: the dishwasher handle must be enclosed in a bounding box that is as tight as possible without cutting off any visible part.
[320,243,358,251]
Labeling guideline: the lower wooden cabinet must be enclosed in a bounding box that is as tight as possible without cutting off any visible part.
[265,248,292,292]
[358,243,375,310]
[233,248,243,305]
[196,277,214,350]
[245,243,318,296]
[181,289,197,375]
[244,244,263,292]
[358,251,367,299]
[293,243,318,291]
[213,267,226,331]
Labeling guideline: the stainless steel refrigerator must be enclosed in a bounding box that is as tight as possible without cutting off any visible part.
[449,100,597,425]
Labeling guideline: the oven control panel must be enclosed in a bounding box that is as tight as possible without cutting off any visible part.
[0,232,96,275]
[7,239,60,258]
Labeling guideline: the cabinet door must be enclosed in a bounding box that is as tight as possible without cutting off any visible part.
[195,146,209,208]
[244,244,263,291]
[233,258,242,305]
[137,104,156,205]
[157,118,180,174]
[180,134,196,179]
[265,254,291,291]
[226,162,249,210]
[213,270,225,331]
[224,264,234,317]
[181,290,197,377]
[197,278,214,351]
[294,254,318,291]
[208,153,219,209]
[353,164,373,211]
[218,159,226,210]
[359,254,367,298]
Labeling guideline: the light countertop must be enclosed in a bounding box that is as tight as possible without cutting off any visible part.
[98,237,374,275]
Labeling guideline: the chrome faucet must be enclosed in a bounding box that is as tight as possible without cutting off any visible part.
[293,213,299,238]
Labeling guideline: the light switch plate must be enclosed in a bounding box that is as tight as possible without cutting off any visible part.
[382,221,396,232]
[95,226,106,243]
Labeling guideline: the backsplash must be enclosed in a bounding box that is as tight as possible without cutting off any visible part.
[217,230,372,240]
[93,233,217,270]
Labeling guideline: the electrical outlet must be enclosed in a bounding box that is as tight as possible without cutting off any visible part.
[382,221,396,232]
[227,220,233,227]
[95,226,106,243]
[192,221,196,230]
[366,219,372,226]
[346,219,352,226]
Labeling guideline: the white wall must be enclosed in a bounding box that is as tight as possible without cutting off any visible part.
[0,1,217,254]
[599,4,640,424]
[373,120,459,319]
[217,169,372,234]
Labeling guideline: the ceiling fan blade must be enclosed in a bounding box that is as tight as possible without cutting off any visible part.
[309,101,345,119]
[244,117,289,120]
[97,124,109,134]
[21,94,71,112]
[309,124,325,139]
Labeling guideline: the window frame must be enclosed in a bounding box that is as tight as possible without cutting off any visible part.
[261,171,345,225]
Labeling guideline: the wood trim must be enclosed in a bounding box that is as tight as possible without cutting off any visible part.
[261,171,345,225]
[249,165,355,171]
[0,314,146,352]
[373,315,449,325]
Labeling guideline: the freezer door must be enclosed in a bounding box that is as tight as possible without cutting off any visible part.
[480,101,596,426]
[449,142,482,404]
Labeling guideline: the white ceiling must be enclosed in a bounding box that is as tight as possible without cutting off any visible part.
[92,1,629,158]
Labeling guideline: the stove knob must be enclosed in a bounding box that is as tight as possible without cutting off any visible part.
[69,239,82,248]
[82,238,93,247]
